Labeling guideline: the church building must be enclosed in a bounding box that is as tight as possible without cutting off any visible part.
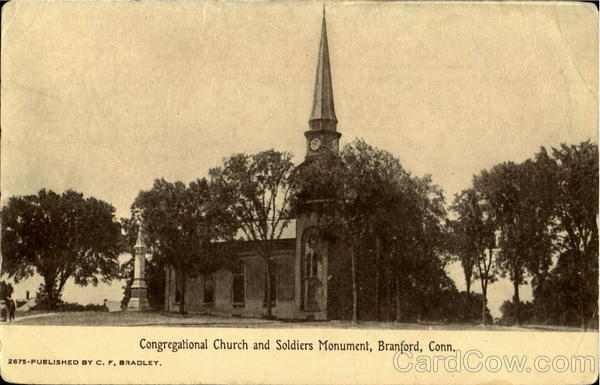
[164,12,354,320]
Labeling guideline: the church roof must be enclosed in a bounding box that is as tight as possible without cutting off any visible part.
[309,9,337,125]
[233,219,296,240]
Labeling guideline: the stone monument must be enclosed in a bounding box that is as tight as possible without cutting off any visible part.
[127,216,151,311]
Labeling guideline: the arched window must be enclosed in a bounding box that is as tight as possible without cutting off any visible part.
[301,227,322,312]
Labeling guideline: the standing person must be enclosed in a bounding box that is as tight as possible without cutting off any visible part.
[0,298,7,322]
[8,296,16,322]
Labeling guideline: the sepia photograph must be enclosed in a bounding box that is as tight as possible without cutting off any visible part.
[0,1,598,384]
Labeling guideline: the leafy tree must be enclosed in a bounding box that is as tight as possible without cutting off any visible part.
[448,218,476,295]
[521,150,560,285]
[474,162,526,323]
[295,139,448,323]
[209,150,296,317]
[132,178,229,315]
[474,143,591,327]
[1,189,122,308]
[460,141,597,329]
[547,141,598,330]
[474,159,556,325]
[296,140,404,322]
[532,255,585,326]
[450,188,498,325]
[390,174,448,322]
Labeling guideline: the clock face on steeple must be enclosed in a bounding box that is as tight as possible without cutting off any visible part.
[309,137,321,151]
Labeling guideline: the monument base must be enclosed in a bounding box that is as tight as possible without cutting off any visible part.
[127,286,151,312]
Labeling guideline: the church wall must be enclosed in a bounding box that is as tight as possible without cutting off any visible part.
[272,254,297,318]
[241,253,297,318]
[184,275,204,311]
[242,254,264,314]
[274,254,295,302]
[213,269,233,312]
[167,245,298,319]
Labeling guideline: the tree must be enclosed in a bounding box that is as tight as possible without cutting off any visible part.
[1,189,122,308]
[209,149,296,317]
[532,254,585,326]
[474,152,560,325]
[132,178,228,315]
[448,219,476,295]
[548,141,598,330]
[295,139,448,323]
[521,150,560,286]
[327,140,405,322]
[295,140,390,322]
[451,188,498,325]
[391,174,448,323]
[474,163,529,325]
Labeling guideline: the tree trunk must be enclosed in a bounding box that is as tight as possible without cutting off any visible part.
[395,276,401,322]
[350,245,358,324]
[463,262,473,295]
[481,285,487,326]
[386,267,391,321]
[265,258,273,318]
[580,297,587,331]
[513,279,520,325]
[164,265,170,312]
[375,239,380,321]
[43,276,58,309]
[57,272,70,300]
[179,264,186,316]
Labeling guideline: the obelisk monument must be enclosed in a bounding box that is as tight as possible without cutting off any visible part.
[127,218,151,311]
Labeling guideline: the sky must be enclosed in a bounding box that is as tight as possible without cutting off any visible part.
[1,1,597,317]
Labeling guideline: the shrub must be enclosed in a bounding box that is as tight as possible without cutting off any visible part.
[499,300,535,325]
[33,301,108,312]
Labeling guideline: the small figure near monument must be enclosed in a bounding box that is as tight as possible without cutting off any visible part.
[8,296,16,322]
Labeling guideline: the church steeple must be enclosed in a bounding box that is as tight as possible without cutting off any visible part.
[309,7,337,130]
[305,8,341,158]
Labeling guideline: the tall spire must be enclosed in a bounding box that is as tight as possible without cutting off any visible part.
[309,7,337,131]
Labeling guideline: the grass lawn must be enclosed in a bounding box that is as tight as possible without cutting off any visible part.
[6,311,595,332]
[11,311,279,327]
